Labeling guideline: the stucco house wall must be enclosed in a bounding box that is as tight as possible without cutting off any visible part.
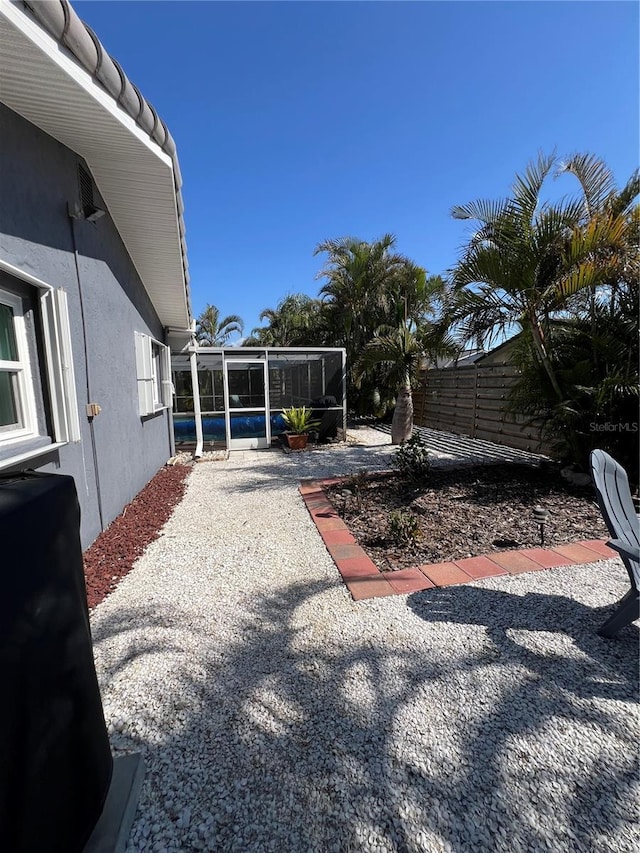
[0,101,173,548]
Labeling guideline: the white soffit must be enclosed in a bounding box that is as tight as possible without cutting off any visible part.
[0,1,191,330]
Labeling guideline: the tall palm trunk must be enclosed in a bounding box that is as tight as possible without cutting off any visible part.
[528,313,564,401]
[391,382,413,444]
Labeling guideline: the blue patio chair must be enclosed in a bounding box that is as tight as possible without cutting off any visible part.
[589,449,640,638]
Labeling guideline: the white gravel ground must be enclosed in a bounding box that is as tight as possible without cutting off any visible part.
[91,428,639,853]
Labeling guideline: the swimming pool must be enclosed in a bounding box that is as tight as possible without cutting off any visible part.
[174,412,287,443]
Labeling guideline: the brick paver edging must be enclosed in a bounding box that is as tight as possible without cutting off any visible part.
[299,478,616,601]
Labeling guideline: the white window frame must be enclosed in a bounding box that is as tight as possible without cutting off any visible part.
[40,287,82,443]
[0,290,37,443]
[151,340,162,407]
[135,332,171,417]
[0,259,81,469]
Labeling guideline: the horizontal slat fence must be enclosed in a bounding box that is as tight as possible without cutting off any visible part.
[414,362,551,455]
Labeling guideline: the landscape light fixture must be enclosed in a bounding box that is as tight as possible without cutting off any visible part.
[533,505,550,545]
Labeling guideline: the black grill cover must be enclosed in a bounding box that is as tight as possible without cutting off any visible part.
[0,472,112,852]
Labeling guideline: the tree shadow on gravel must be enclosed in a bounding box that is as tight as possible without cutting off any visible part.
[409,584,639,849]
[91,578,639,853]
[409,584,639,686]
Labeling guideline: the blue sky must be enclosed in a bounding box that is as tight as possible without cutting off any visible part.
[74,0,639,339]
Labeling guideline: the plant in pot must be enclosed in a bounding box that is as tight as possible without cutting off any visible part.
[281,406,321,450]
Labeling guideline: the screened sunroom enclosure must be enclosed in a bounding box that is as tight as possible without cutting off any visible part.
[171,348,346,451]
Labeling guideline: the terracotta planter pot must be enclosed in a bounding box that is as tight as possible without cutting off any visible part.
[285,433,308,450]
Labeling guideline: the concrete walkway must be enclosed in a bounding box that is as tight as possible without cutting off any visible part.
[90,429,639,853]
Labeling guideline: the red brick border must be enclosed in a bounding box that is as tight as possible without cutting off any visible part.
[300,478,616,601]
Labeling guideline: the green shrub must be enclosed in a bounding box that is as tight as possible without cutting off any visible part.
[388,509,422,544]
[393,433,431,481]
[282,406,321,435]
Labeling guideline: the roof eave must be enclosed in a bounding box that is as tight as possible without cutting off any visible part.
[0,0,192,330]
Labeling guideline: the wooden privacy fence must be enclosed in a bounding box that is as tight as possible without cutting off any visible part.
[413,362,551,455]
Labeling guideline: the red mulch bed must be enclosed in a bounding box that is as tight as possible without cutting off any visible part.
[83,464,191,609]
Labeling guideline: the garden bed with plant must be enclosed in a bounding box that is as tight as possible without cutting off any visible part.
[324,436,609,572]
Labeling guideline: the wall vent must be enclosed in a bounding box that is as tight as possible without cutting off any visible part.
[78,163,94,213]
[74,164,105,222]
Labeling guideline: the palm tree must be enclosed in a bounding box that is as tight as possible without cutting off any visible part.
[505,154,639,473]
[314,234,455,418]
[355,318,456,444]
[315,234,424,412]
[246,294,326,347]
[354,325,422,443]
[195,304,244,346]
[447,151,633,401]
[557,153,640,317]
[314,234,406,353]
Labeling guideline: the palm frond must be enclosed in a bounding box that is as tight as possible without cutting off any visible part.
[610,169,640,217]
[195,304,244,346]
[450,198,509,223]
[557,153,617,216]
[511,150,556,221]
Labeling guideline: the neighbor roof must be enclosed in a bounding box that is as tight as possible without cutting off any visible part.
[0,0,192,332]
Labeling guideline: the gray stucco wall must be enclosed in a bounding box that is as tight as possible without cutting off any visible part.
[0,102,173,548]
